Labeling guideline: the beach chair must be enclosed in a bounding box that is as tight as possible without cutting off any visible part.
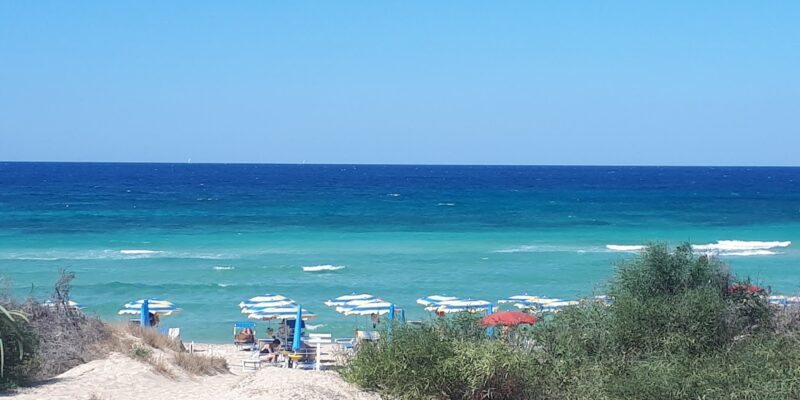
[233,322,257,351]
[242,349,262,371]
[356,330,380,342]
[306,333,332,371]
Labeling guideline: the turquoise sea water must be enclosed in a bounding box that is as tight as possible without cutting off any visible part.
[1,163,798,342]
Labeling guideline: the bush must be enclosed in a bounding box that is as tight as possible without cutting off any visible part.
[343,316,536,400]
[346,243,800,400]
[0,304,39,390]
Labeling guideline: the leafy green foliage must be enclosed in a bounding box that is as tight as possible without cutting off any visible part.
[345,243,800,399]
[0,304,39,389]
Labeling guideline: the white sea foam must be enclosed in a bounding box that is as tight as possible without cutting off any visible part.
[120,249,161,255]
[606,241,790,256]
[496,245,607,254]
[305,324,326,331]
[691,240,791,252]
[214,266,235,270]
[437,203,456,206]
[606,245,647,252]
[217,283,230,287]
[386,193,401,197]
[721,250,778,257]
[302,264,346,272]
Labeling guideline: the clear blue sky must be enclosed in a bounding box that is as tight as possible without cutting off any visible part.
[1,1,798,165]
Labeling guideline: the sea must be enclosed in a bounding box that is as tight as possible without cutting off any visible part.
[1,162,798,342]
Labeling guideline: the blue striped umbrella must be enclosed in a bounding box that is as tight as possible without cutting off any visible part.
[325,293,377,307]
[239,294,292,308]
[43,300,83,310]
[769,295,800,306]
[510,297,564,310]
[118,299,180,316]
[416,295,459,306]
[248,306,317,321]
[539,300,580,313]
[344,301,398,316]
[426,299,491,313]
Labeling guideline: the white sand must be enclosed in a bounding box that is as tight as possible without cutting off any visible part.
[11,344,380,400]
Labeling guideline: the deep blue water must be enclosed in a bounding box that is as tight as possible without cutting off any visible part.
[1,162,799,341]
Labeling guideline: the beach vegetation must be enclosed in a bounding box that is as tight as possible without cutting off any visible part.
[0,303,39,390]
[344,243,800,400]
[173,352,229,376]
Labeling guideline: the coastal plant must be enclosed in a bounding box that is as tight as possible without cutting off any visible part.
[20,269,111,380]
[173,352,229,375]
[123,324,184,352]
[128,344,152,361]
[346,243,800,400]
[0,303,39,390]
[343,317,536,399]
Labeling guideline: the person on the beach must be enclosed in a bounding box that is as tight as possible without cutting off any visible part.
[371,313,380,328]
[148,312,160,327]
[261,338,281,363]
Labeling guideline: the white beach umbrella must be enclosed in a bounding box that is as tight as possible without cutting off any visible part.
[416,295,459,306]
[118,299,180,316]
[248,306,317,321]
[324,293,377,307]
[427,299,491,313]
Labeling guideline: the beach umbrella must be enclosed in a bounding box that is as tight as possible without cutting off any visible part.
[334,298,385,314]
[118,299,180,316]
[292,306,303,351]
[239,294,292,308]
[769,295,800,306]
[248,306,317,320]
[427,299,491,313]
[499,295,562,305]
[486,304,495,337]
[324,293,377,307]
[344,301,398,316]
[240,299,297,314]
[43,300,83,310]
[480,311,538,327]
[539,300,580,313]
[140,299,150,326]
[416,295,459,306]
[510,297,564,310]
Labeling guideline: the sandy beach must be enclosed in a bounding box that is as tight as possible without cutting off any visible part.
[10,344,379,400]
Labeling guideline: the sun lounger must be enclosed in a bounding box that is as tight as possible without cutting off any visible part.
[356,330,380,342]
[234,322,257,351]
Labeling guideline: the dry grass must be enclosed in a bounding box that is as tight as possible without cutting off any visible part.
[173,352,229,376]
[148,355,176,379]
[122,324,184,352]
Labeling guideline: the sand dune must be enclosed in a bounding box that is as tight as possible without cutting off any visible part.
[11,344,379,400]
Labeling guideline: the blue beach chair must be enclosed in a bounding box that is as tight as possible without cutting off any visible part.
[234,321,257,351]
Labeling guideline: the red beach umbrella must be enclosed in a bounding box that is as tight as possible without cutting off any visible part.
[480,311,538,327]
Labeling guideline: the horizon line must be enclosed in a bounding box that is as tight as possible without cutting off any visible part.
[1,160,799,168]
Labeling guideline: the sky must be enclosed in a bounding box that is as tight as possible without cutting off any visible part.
[0,1,798,166]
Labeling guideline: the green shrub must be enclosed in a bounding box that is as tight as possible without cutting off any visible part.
[343,318,536,400]
[0,304,40,390]
[346,243,800,400]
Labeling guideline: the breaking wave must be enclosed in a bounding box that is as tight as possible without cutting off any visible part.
[302,264,346,272]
